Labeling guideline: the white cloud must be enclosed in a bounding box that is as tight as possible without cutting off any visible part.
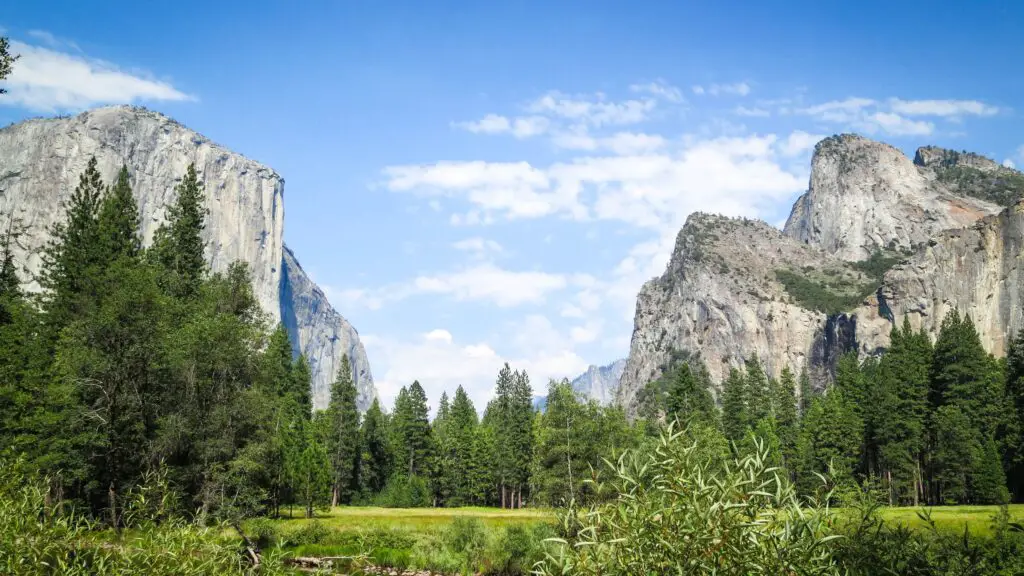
[734,106,770,117]
[799,97,876,123]
[1004,159,1016,169]
[778,130,825,157]
[413,264,568,307]
[452,236,503,259]
[629,80,684,103]
[2,39,193,112]
[889,98,998,117]
[527,91,656,127]
[692,82,751,97]
[552,128,667,155]
[863,112,934,136]
[364,319,589,412]
[455,114,550,138]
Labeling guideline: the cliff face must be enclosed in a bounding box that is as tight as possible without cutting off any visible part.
[570,359,626,405]
[0,106,375,410]
[281,247,376,410]
[620,134,1015,416]
[783,135,1000,261]
[0,106,284,316]
[855,201,1024,359]
[616,213,863,415]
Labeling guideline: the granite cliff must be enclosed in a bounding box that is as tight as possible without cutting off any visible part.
[569,359,626,405]
[0,106,376,410]
[619,134,1021,416]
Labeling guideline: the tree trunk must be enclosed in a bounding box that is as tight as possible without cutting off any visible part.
[501,483,506,509]
[108,483,118,529]
[331,483,339,508]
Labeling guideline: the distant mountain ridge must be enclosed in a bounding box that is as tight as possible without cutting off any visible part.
[533,359,626,412]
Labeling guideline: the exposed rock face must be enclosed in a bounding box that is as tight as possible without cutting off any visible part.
[282,247,376,410]
[620,133,1012,416]
[854,201,1024,359]
[617,213,863,415]
[0,105,376,410]
[783,135,1000,261]
[0,105,284,316]
[570,359,626,405]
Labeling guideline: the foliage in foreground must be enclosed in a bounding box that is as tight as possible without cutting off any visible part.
[0,458,291,576]
[536,423,842,575]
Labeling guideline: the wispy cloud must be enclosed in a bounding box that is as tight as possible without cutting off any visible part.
[629,80,684,103]
[692,82,751,96]
[1,36,193,112]
[888,98,998,117]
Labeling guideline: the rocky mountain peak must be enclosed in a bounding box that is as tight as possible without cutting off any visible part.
[783,133,1000,261]
[570,359,626,405]
[913,146,1003,173]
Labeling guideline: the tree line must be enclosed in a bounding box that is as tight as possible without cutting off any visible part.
[655,312,1024,506]
[0,160,639,523]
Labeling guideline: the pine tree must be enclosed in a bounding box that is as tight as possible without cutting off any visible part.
[97,165,141,261]
[930,404,977,504]
[665,362,717,428]
[798,366,814,418]
[325,355,360,506]
[772,367,799,473]
[39,156,105,332]
[973,437,1010,504]
[1005,330,1024,500]
[721,367,749,445]
[931,311,1004,438]
[262,325,295,398]
[744,356,771,424]
[450,386,480,505]
[149,163,207,298]
[0,36,17,94]
[797,388,863,496]
[290,354,313,419]
[359,398,391,495]
[509,369,534,508]
[294,416,331,518]
[392,381,431,478]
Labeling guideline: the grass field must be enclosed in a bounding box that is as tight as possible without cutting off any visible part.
[263,502,1024,535]
[873,504,1024,536]
[269,505,552,531]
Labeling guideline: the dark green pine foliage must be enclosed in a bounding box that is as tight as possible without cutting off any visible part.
[262,325,295,398]
[39,156,105,333]
[720,367,749,445]
[772,367,800,472]
[930,310,1005,438]
[290,354,313,419]
[1006,330,1024,500]
[797,388,863,495]
[744,356,771,425]
[294,415,331,518]
[97,165,141,261]
[929,404,977,505]
[665,362,717,428]
[0,36,16,93]
[359,398,391,495]
[508,369,534,507]
[974,437,1010,504]
[393,381,432,478]
[325,355,360,506]
[448,386,482,504]
[149,163,207,298]
[873,317,932,505]
[798,366,814,418]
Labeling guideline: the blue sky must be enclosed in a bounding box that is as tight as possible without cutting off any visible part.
[2,1,1023,412]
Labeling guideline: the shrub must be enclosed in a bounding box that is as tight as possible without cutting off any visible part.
[247,517,279,549]
[283,520,331,546]
[374,474,432,508]
[535,424,841,575]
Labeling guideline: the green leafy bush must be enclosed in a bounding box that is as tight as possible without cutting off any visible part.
[535,424,841,575]
[374,474,432,508]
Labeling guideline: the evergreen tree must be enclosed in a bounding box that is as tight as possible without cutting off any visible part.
[973,437,1010,504]
[744,356,771,424]
[797,388,863,495]
[930,311,1004,438]
[97,165,141,261]
[0,36,17,94]
[290,354,313,419]
[359,398,391,495]
[149,163,207,298]
[929,404,977,505]
[1005,330,1024,500]
[720,368,749,445]
[392,381,431,478]
[39,156,105,332]
[325,355,360,506]
[798,366,814,417]
[449,386,481,505]
[772,367,800,473]
[509,369,534,508]
[262,325,295,398]
[294,416,331,518]
[665,362,717,428]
